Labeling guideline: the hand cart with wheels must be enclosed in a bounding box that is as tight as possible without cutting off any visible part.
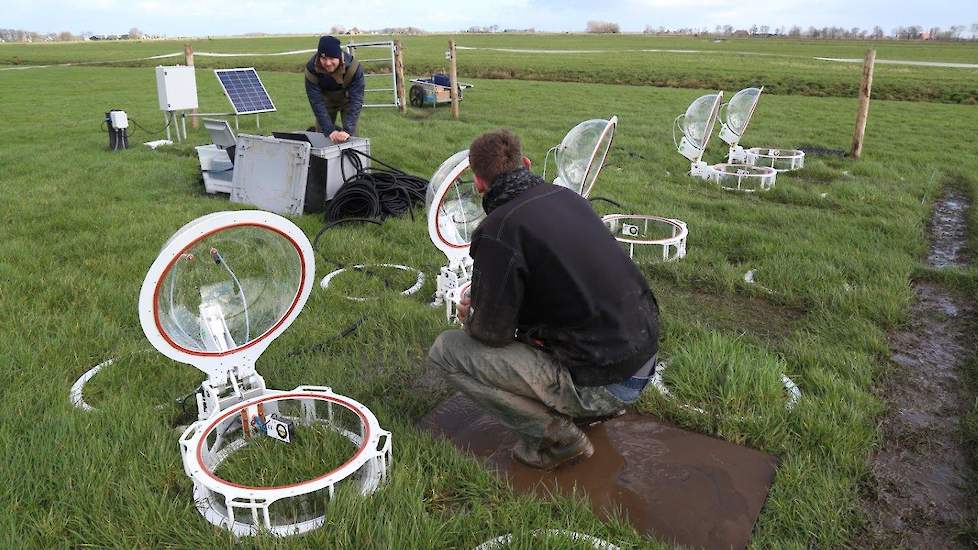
[409,74,473,108]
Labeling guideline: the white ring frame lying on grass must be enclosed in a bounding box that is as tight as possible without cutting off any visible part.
[474,530,620,550]
[744,148,805,172]
[69,349,162,412]
[319,263,425,302]
[601,214,688,262]
[69,359,111,412]
[709,164,777,193]
[179,386,392,537]
[651,361,801,414]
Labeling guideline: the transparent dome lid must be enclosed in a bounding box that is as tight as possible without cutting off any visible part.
[155,225,302,354]
[721,87,763,142]
[555,116,617,198]
[680,93,723,151]
[426,150,484,257]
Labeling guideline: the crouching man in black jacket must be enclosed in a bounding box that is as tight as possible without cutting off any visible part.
[428,129,659,470]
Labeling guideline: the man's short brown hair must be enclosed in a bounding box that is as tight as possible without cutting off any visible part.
[469,129,523,186]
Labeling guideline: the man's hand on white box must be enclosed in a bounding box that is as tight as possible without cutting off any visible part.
[329,130,350,144]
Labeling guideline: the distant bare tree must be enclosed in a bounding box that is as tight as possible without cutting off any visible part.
[972,23,978,39]
[128,27,143,39]
[586,20,620,33]
[57,31,75,41]
[330,25,346,35]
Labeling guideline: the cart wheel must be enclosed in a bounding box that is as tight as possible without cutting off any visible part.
[409,85,425,107]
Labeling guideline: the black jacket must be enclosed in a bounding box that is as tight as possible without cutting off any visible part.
[466,169,659,386]
[303,52,365,134]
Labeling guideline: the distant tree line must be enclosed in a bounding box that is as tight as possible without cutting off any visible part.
[643,23,978,40]
[0,27,161,42]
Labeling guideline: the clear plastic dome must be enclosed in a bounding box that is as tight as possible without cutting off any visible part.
[555,117,617,198]
[681,93,723,150]
[722,87,762,141]
[426,150,484,251]
[155,225,302,354]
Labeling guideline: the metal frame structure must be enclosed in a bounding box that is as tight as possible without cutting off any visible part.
[745,148,806,172]
[601,214,688,262]
[137,210,391,536]
[179,386,391,536]
[426,150,478,323]
[346,41,400,108]
[708,163,777,193]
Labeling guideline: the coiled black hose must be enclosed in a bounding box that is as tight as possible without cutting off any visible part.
[323,149,428,224]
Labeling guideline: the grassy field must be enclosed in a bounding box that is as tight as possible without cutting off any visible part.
[2,33,977,104]
[1,39,977,549]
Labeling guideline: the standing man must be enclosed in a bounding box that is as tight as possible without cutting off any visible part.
[304,35,365,144]
[428,129,660,470]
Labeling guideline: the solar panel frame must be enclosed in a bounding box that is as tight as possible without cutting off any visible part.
[214,68,277,115]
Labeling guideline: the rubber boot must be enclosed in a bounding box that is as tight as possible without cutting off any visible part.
[513,419,594,470]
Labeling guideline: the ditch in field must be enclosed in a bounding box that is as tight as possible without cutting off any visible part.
[860,184,976,548]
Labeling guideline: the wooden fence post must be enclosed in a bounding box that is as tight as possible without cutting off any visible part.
[850,49,875,159]
[184,43,199,129]
[448,40,460,120]
[394,40,406,113]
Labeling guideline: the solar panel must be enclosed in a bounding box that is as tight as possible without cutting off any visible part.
[214,68,276,115]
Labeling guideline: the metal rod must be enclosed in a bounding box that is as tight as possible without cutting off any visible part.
[358,58,392,63]
[449,40,460,119]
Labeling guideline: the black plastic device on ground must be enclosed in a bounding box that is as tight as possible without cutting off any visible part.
[105,110,129,151]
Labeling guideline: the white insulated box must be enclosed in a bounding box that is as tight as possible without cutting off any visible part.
[311,138,372,200]
[156,65,198,111]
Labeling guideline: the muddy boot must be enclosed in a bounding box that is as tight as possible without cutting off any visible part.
[513,422,594,470]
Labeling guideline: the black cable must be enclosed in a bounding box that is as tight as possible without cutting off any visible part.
[284,315,367,358]
[127,117,171,138]
[589,196,625,209]
[322,149,429,225]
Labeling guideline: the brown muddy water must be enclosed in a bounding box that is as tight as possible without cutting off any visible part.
[422,393,778,550]
[860,188,976,548]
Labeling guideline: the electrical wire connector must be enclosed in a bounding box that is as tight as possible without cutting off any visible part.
[251,413,295,444]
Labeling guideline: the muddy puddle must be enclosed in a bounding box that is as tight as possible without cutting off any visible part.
[421,393,778,550]
[927,188,970,268]
[860,189,975,548]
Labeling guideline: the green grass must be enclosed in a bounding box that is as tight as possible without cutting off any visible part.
[2,33,977,103]
[1,43,977,549]
[213,423,360,487]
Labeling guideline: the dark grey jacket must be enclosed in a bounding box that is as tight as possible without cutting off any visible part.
[304,52,365,134]
[467,169,660,386]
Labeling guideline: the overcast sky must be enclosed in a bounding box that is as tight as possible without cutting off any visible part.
[4,0,975,36]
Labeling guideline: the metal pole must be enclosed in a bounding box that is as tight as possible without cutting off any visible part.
[448,40,459,120]
[184,43,198,130]
[850,49,875,160]
[164,112,171,141]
